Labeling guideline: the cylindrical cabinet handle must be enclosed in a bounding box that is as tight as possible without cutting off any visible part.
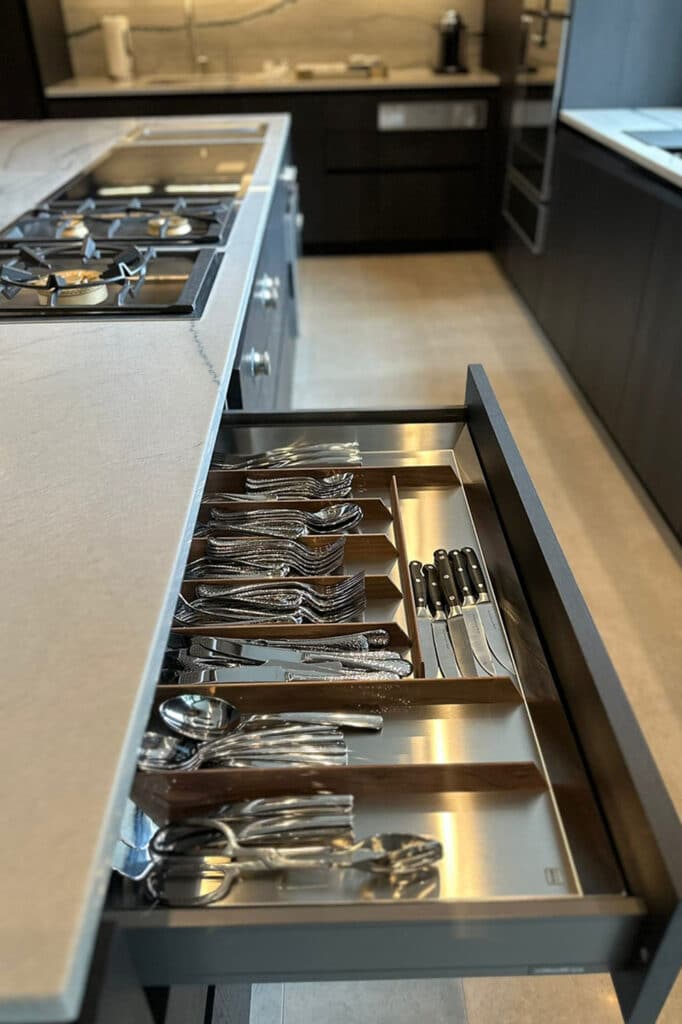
[254,273,280,308]
[248,348,271,377]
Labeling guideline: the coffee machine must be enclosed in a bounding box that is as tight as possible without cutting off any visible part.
[435,10,468,74]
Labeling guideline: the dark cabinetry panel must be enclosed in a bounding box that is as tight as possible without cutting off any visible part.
[498,219,543,313]
[567,151,659,436]
[524,126,680,536]
[379,169,485,245]
[618,206,682,535]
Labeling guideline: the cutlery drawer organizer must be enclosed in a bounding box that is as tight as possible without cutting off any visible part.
[109,368,681,1024]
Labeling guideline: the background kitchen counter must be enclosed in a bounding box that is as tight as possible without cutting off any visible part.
[560,107,682,190]
[46,66,500,98]
[0,112,289,1023]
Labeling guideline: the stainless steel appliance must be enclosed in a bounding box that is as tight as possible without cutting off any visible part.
[435,10,468,74]
[502,1,572,253]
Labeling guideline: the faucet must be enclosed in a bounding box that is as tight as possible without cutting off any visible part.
[184,0,208,73]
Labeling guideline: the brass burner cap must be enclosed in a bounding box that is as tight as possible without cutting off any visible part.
[34,268,109,306]
[59,216,89,240]
[147,213,192,237]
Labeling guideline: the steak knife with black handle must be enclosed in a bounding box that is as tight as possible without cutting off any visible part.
[423,563,460,678]
[461,547,515,676]
[448,549,497,676]
[434,548,477,677]
[408,559,440,678]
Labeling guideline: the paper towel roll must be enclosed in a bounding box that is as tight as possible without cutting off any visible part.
[101,15,135,81]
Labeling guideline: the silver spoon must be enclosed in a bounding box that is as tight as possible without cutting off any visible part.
[159,694,383,741]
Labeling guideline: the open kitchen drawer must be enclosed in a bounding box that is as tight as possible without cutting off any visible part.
[106,367,681,1024]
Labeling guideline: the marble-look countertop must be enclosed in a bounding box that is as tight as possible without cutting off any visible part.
[560,107,682,190]
[0,113,289,1022]
[46,65,500,98]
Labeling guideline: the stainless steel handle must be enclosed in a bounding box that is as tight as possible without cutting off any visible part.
[247,348,271,377]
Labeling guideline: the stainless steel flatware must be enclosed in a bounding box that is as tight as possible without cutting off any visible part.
[244,472,354,499]
[423,563,460,678]
[461,547,516,676]
[408,560,440,678]
[186,535,346,578]
[434,548,477,677]
[448,549,497,676]
[159,693,383,740]
[187,636,412,677]
[204,502,363,538]
[211,441,362,471]
[145,818,442,906]
[245,629,389,651]
[177,664,398,684]
[174,571,367,625]
[138,722,349,772]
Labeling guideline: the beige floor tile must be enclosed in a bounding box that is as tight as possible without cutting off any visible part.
[281,979,468,1024]
[291,251,682,1022]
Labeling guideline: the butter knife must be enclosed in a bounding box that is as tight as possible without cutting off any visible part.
[433,549,477,677]
[461,547,516,676]
[408,560,440,678]
[448,550,497,676]
[423,563,460,679]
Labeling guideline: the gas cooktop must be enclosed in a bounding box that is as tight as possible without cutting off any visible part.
[0,197,236,247]
[0,239,221,317]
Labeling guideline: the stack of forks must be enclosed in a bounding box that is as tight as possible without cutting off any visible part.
[208,472,354,502]
[185,536,346,579]
[174,571,367,625]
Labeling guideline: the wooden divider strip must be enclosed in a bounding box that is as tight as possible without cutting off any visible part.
[203,463,460,496]
[153,677,523,712]
[172,621,412,646]
[134,761,547,822]
[388,474,424,677]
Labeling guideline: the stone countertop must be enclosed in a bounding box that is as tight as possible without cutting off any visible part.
[46,65,500,98]
[0,113,289,1022]
[560,107,682,190]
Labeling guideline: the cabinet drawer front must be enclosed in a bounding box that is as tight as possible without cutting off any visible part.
[110,368,680,1023]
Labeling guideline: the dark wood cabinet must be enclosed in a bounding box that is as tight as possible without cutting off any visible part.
[567,142,659,436]
[518,125,681,538]
[617,204,682,535]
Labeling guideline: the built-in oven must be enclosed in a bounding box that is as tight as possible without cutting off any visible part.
[502,1,572,253]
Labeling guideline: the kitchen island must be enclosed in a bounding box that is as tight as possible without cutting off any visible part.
[0,113,292,1022]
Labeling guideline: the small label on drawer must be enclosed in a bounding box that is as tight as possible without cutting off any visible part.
[544,867,565,886]
[531,967,586,975]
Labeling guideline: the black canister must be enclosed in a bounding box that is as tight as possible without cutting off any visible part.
[435,10,468,74]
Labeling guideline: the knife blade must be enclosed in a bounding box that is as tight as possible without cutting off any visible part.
[460,547,516,676]
[423,563,460,679]
[448,550,497,676]
[192,636,346,669]
[433,549,477,677]
[408,559,440,678]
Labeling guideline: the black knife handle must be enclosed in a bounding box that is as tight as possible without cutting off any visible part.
[462,547,490,602]
[423,563,445,617]
[433,549,460,611]
[408,560,427,612]
[448,549,476,606]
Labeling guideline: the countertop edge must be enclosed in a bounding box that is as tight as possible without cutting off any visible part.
[560,109,682,191]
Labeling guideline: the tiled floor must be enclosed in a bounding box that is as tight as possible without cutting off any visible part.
[249,252,681,1024]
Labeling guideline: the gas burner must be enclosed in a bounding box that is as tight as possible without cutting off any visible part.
[0,195,236,247]
[146,213,193,238]
[0,240,221,317]
[34,267,108,306]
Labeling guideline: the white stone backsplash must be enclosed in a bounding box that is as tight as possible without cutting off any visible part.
[60,0,485,79]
